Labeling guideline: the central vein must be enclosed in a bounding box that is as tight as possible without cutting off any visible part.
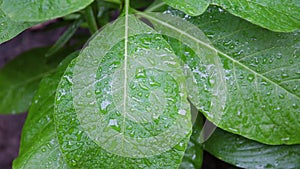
[122,0,130,151]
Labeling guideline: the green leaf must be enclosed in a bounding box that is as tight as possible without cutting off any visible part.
[139,10,300,145]
[54,14,192,168]
[46,19,82,57]
[211,0,300,32]
[204,128,300,169]
[13,52,77,169]
[1,0,94,22]
[179,105,204,169]
[0,0,36,44]
[162,0,209,16]
[0,48,59,114]
[162,1,300,32]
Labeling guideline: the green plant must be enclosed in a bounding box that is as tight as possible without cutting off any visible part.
[0,0,299,168]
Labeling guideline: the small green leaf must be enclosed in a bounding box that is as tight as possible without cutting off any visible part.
[0,48,59,114]
[204,128,300,169]
[1,0,94,22]
[162,0,209,16]
[54,15,192,168]
[140,10,300,145]
[0,0,36,44]
[13,52,77,169]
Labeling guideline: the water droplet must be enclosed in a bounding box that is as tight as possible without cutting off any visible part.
[136,68,146,78]
[247,74,255,82]
[41,148,46,152]
[101,100,111,110]
[71,160,77,166]
[281,73,289,78]
[108,119,118,126]
[281,137,290,141]
[178,109,186,115]
[86,92,92,97]
[292,103,298,109]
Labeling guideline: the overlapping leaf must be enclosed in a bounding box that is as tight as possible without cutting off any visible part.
[162,0,209,16]
[1,0,94,22]
[140,8,300,145]
[13,53,77,169]
[54,15,192,168]
[162,0,300,32]
[0,48,60,114]
[179,107,204,169]
[204,128,300,169]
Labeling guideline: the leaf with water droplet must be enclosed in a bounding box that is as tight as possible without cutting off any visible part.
[0,0,36,44]
[1,0,93,22]
[54,15,192,168]
[141,8,300,145]
[204,128,300,169]
[13,52,77,169]
[162,0,300,32]
[162,0,209,16]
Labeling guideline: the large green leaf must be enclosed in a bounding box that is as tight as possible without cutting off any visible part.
[204,128,300,169]
[162,0,209,16]
[54,14,192,168]
[1,0,94,22]
[0,0,35,44]
[139,10,300,145]
[13,53,77,169]
[162,0,300,32]
[0,48,60,114]
[212,0,300,32]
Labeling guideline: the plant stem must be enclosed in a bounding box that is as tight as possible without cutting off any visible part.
[84,6,98,33]
[145,1,166,12]
[124,0,130,15]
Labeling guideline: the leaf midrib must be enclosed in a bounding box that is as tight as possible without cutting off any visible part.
[121,0,130,154]
[140,12,300,100]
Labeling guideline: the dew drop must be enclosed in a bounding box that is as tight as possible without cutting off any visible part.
[71,160,77,166]
[278,94,284,99]
[178,109,186,115]
[247,74,255,82]
[281,73,289,78]
[108,119,118,126]
[101,100,111,110]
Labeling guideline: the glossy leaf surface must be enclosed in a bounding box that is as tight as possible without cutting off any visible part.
[162,0,300,32]
[204,129,300,169]
[162,0,209,16]
[0,0,35,44]
[141,10,300,145]
[212,0,300,32]
[1,0,94,22]
[54,15,192,168]
[13,53,77,169]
